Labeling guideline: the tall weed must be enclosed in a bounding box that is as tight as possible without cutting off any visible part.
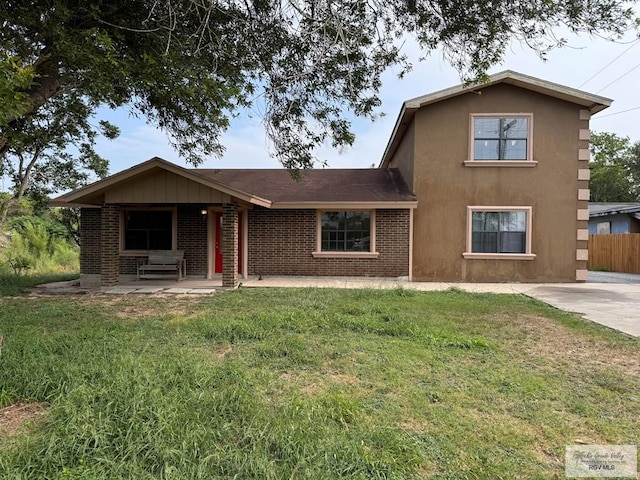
[2,220,78,274]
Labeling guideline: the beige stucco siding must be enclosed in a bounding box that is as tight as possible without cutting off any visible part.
[388,119,416,192]
[407,83,587,282]
[105,169,230,204]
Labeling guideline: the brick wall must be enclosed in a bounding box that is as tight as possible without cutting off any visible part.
[119,256,148,275]
[177,205,208,276]
[101,205,120,286]
[247,208,410,277]
[222,203,238,287]
[80,208,101,275]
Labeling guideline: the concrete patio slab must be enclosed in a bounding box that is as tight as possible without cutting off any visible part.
[187,288,217,294]
[131,287,165,294]
[103,287,138,295]
[164,288,193,294]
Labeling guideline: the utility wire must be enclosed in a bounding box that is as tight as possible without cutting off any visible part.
[578,39,640,89]
[596,62,640,93]
[592,105,640,119]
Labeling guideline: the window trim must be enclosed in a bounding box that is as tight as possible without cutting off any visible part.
[463,206,536,260]
[312,210,379,258]
[465,113,537,167]
[120,206,178,255]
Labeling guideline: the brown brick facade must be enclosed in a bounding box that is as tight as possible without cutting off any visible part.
[80,205,410,284]
[177,205,208,276]
[222,203,238,287]
[247,208,410,277]
[80,208,101,275]
[101,205,120,286]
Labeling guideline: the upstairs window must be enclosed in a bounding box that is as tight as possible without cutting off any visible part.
[123,210,173,250]
[471,115,532,161]
[321,211,371,252]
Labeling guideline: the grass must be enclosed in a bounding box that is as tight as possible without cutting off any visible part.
[0,287,638,479]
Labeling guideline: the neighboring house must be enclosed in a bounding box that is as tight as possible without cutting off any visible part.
[52,71,611,287]
[588,203,640,234]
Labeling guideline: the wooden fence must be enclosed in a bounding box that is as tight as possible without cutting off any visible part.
[587,233,640,274]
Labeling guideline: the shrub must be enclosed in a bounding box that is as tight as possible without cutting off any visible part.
[2,218,78,274]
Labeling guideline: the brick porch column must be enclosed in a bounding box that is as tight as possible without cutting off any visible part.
[222,203,238,288]
[101,205,120,286]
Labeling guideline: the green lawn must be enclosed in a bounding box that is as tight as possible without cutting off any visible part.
[0,287,638,479]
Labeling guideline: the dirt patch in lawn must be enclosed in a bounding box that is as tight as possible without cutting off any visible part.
[506,313,640,376]
[88,296,193,321]
[0,402,47,437]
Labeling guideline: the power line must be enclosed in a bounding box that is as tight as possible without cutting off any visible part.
[578,39,640,89]
[596,62,640,93]
[592,105,640,120]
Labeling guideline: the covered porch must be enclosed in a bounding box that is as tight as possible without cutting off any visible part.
[51,158,271,289]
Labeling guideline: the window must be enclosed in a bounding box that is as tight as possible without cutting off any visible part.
[123,210,173,250]
[596,221,611,235]
[321,211,371,252]
[464,207,535,260]
[467,114,534,166]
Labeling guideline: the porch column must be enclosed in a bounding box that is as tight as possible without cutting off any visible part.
[101,204,120,287]
[222,202,238,288]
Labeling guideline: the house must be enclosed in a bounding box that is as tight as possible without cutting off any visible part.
[52,71,611,287]
[588,203,640,234]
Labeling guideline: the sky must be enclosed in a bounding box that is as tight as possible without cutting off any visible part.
[94,27,640,174]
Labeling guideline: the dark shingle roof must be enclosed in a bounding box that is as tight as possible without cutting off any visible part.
[193,168,416,203]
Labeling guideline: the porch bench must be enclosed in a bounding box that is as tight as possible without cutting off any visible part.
[137,250,186,281]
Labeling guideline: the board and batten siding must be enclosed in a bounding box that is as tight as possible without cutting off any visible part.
[104,169,231,204]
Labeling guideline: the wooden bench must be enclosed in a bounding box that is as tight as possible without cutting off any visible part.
[137,250,186,281]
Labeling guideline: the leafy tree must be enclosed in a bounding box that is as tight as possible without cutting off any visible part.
[589,132,636,202]
[627,141,640,200]
[0,0,637,170]
[0,93,118,228]
[0,55,35,126]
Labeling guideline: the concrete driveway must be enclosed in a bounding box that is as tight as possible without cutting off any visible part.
[516,281,640,338]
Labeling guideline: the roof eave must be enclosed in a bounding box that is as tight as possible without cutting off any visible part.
[271,201,418,209]
[379,105,418,168]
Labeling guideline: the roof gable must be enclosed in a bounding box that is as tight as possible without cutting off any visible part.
[380,70,613,167]
[51,157,271,207]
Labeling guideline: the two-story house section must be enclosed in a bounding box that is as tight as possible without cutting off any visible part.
[380,71,612,282]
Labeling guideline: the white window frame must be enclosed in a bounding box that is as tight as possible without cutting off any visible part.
[120,206,178,255]
[465,113,537,167]
[463,206,536,260]
[312,210,379,258]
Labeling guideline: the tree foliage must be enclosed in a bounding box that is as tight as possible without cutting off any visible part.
[589,131,640,202]
[0,0,637,169]
[0,93,117,228]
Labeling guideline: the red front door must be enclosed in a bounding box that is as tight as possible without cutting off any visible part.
[214,212,243,274]
[214,213,223,274]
